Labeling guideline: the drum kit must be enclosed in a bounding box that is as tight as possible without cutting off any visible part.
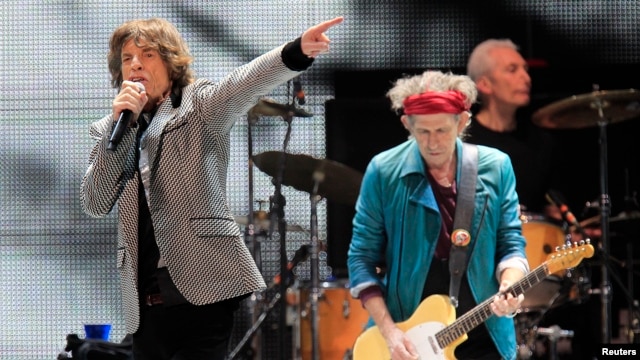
[515,87,640,359]
[251,150,365,360]
[227,87,367,360]
[229,86,640,360]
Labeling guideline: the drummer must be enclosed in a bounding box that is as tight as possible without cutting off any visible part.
[465,38,597,359]
[465,39,561,218]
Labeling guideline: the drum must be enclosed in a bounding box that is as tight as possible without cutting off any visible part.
[520,212,566,269]
[520,213,567,310]
[299,279,369,360]
[520,275,564,311]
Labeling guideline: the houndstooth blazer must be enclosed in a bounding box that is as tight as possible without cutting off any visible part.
[81,44,302,334]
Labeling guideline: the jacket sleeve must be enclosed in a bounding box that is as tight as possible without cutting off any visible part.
[80,115,137,218]
[194,44,303,134]
[495,154,528,270]
[348,158,388,298]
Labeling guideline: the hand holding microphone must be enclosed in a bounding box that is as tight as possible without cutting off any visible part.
[108,82,146,152]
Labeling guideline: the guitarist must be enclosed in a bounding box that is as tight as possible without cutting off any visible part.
[347,70,529,360]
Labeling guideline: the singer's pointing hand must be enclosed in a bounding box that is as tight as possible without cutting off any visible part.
[301,16,344,58]
[112,80,147,126]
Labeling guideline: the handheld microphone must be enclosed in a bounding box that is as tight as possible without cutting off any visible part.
[107,82,145,152]
[272,244,311,286]
[545,190,587,238]
[293,76,305,105]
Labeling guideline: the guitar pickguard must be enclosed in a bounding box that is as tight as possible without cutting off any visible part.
[405,322,446,359]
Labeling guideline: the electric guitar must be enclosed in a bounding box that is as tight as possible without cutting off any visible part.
[352,242,594,360]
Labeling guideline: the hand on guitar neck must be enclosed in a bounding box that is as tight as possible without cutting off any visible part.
[490,267,526,318]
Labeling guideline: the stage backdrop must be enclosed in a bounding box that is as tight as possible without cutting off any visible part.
[1,1,638,359]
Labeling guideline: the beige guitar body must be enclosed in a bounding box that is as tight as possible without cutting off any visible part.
[353,294,464,359]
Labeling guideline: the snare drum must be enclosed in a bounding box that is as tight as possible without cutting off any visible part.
[299,279,369,360]
[520,212,568,310]
[520,212,566,269]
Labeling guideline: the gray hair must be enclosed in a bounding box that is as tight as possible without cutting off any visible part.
[387,70,477,113]
[466,39,519,81]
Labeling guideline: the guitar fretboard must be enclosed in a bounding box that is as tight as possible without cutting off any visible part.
[435,265,549,347]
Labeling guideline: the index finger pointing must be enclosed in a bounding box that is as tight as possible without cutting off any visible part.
[309,16,344,34]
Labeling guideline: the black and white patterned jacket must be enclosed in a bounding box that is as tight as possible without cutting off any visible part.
[81,43,304,334]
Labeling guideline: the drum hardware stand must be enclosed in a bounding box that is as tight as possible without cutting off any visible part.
[244,110,264,359]
[268,112,294,360]
[308,168,325,360]
[596,240,640,344]
[631,300,640,343]
[592,84,613,343]
[227,108,271,360]
[246,112,260,264]
[266,82,309,359]
[591,87,640,344]
[626,241,637,343]
[232,86,308,359]
[227,246,310,360]
[515,312,545,360]
[536,325,574,360]
[623,172,640,342]
[227,292,282,360]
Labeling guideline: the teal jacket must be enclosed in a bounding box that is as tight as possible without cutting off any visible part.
[348,138,526,360]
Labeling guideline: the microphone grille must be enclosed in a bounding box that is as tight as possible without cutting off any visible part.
[135,82,146,93]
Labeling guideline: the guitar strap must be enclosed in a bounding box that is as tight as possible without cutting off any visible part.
[448,143,478,308]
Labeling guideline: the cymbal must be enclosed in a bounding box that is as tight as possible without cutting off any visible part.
[580,211,640,227]
[249,98,313,118]
[532,89,640,129]
[577,211,640,237]
[252,151,363,205]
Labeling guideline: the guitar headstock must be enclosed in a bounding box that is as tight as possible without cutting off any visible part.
[545,241,595,274]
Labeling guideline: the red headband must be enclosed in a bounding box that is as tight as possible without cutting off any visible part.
[402,90,470,115]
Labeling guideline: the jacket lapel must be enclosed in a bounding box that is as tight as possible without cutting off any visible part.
[401,141,439,212]
[141,98,179,174]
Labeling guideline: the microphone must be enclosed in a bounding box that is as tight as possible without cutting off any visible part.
[293,76,305,105]
[545,190,587,238]
[107,82,145,152]
[272,244,311,286]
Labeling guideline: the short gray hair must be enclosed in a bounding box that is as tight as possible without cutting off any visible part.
[466,39,519,81]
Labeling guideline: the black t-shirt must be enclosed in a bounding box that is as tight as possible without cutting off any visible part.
[423,177,500,359]
[465,117,557,213]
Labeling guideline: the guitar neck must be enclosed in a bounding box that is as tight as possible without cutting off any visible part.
[435,265,549,348]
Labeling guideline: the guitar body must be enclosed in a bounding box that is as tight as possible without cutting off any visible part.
[352,294,466,360]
